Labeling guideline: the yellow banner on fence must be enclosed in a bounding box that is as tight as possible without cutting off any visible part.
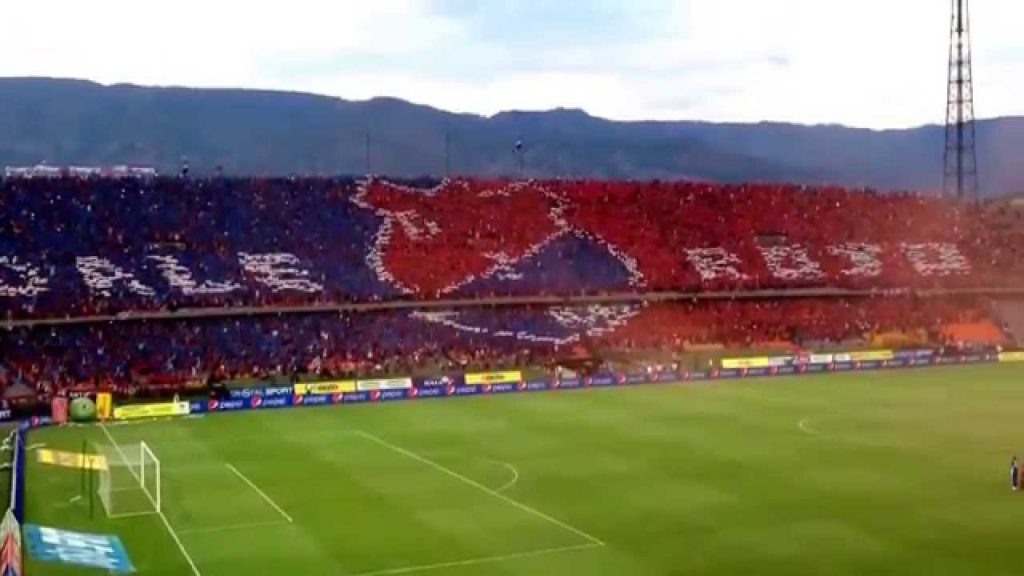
[37,449,107,471]
[721,357,771,369]
[998,351,1024,363]
[465,371,522,385]
[96,392,113,421]
[294,380,356,395]
[113,401,190,421]
[847,350,894,362]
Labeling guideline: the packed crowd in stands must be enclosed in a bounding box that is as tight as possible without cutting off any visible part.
[2,177,1023,319]
[1,175,1021,397]
[0,297,1005,395]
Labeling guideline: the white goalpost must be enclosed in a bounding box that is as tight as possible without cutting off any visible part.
[96,440,162,519]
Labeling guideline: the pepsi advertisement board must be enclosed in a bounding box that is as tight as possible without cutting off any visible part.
[556,378,583,390]
[215,399,247,411]
[450,385,484,397]
[373,389,410,402]
[415,375,465,388]
[489,383,519,394]
[249,395,292,410]
[623,372,649,385]
[522,378,551,392]
[292,394,332,407]
[341,392,372,404]
[587,373,617,387]
[653,371,679,383]
[411,386,445,399]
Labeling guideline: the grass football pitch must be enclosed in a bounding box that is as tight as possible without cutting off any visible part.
[24,363,1024,575]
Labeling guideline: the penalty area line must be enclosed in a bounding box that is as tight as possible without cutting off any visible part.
[225,463,294,523]
[485,459,520,493]
[348,542,603,576]
[355,430,604,546]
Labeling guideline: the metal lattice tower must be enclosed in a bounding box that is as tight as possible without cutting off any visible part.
[943,0,978,199]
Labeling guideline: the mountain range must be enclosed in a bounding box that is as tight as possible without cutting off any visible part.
[0,77,1021,196]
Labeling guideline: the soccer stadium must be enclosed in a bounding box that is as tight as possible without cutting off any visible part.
[2,1,1024,576]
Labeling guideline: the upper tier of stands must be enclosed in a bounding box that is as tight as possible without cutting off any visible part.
[2,176,1022,320]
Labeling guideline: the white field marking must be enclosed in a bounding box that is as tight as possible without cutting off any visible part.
[349,542,603,576]
[99,423,202,576]
[485,459,520,493]
[797,417,824,439]
[355,430,604,546]
[225,463,294,523]
[796,416,895,448]
[178,519,291,536]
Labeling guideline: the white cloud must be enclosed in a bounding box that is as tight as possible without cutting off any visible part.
[0,0,1021,128]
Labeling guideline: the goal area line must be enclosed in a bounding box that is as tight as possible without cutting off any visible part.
[99,423,203,576]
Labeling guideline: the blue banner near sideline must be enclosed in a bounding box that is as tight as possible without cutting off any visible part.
[24,525,133,573]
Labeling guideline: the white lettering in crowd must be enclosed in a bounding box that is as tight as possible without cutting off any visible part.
[827,243,884,277]
[757,244,824,280]
[685,247,748,280]
[0,256,50,297]
[237,252,324,293]
[147,255,241,295]
[900,243,971,277]
[75,256,155,297]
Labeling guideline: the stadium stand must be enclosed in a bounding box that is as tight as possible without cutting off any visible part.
[1,177,1023,319]
[0,297,1001,394]
[1,175,1022,399]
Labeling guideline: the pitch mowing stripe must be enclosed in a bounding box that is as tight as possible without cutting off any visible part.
[178,519,292,536]
[347,542,603,576]
[225,462,294,523]
[354,430,606,546]
[99,422,203,576]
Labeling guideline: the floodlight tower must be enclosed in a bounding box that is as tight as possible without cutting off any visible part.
[943,0,979,199]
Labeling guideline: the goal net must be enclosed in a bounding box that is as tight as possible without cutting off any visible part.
[94,441,161,519]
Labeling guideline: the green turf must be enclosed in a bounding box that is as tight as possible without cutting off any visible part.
[22,363,1024,576]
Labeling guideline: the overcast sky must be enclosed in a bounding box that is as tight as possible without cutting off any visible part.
[2,0,1021,129]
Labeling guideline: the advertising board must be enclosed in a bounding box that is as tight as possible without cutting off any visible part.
[465,371,522,385]
[294,381,356,395]
[113,401,190,421]
[357,378,413,391]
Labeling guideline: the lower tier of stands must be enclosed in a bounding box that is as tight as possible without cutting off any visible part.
[0,296,1009,395]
